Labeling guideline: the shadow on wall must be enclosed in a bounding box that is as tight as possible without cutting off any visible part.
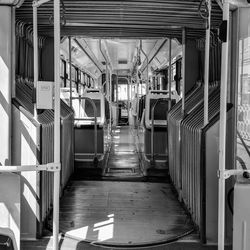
[0,90,10,116]
[0,173,20,250]
[12,105,42,239]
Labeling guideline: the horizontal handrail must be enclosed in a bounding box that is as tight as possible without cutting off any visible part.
[218,169,250,180]
[150,90,169,94]
[74,118,95,121]
[33,0,51,7]
[0,163,61,172]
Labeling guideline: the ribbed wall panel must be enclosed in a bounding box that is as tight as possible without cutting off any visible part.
[14,78,74,231]
[168,84,221,240]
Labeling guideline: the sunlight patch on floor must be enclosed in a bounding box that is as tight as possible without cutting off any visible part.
[65,226,89,240]
[93,214,114,242]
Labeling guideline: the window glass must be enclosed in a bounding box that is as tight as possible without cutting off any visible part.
[236,8,250,173]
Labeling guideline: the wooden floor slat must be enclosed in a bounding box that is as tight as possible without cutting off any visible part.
[47,180,195,246]
[21,126,229,249]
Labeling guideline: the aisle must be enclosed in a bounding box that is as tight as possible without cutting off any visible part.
[104,126,142,178]
[45,126,196,248]
[56,180,195,247]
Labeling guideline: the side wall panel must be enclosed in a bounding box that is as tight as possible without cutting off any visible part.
[0,6,12,166]
[12,106,41,240]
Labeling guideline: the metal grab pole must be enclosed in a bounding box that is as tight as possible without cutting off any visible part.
[168,38,172,111]
[53,0,61,248]
[69,36,72,108]
[181,28,186,115]
[136,67,139,134]
[33,3,38,119]
[109,69,112,134]
[218,1,230,249]
[99,40,111,135]
[204,0,211,126]
[151,103,156,163]
[140,40,149,93]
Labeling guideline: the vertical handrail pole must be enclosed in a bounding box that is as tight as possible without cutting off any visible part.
[116,72,118,105]
[106,69,110,134]
[109,68,112,134]
[126,77,129,117]
[12,8,16,98]
[168,38,172,111]
[140,40,149,93]
[181,27,186,115]
[116,74,119,126]
[151,104,155,162]
[136,66,139,134]
[33,3,38,119]
[204,0,211,126]
[69,36,72,108]
[53,0,61,248]
[93,102,97,158]
[99,39,111,135]
[218,1,230,249]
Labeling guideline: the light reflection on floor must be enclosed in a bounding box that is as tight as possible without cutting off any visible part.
[93,214,114,242]
[65,226,89,240]
[65,214,115,243]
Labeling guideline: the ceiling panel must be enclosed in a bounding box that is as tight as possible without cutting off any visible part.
[16,0,222,39]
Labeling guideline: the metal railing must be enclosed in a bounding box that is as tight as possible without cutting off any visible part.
[0,163,60,250]
[0,163,60,173]
[32,0,61,249]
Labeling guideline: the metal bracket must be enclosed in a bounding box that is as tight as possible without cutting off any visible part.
[217,169,250,179]
[32,0,51,8]
[46,162,61,172]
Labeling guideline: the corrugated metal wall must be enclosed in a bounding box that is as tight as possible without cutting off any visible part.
[13,77,74,234]
[168,84,226,242]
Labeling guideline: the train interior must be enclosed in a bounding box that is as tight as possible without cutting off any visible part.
[0,1,250,250]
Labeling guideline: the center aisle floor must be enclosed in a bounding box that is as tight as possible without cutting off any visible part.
[55,180,195,247]
[104,126,142,178]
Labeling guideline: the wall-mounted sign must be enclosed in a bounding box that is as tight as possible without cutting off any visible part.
[37,81,53,109]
